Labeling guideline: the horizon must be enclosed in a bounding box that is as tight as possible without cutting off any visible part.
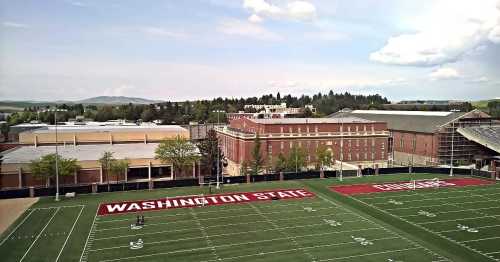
[1,0,500,101]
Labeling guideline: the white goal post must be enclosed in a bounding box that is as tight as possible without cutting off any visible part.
[410,178,442,190]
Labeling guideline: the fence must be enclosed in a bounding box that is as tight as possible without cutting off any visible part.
[0,167,495,199]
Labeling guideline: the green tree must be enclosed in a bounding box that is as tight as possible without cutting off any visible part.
[287,146,307,172]
[0,122,9,142]
[30,153,80,186]
[155,135,200,178]
[274,152,287,172]
[315,145,333,170]
[250,133,264,175]
[197,129,223,176]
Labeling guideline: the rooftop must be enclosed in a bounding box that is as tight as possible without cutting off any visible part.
[25,125,187,134]
[457,126,500,154]
[251,117,375,125]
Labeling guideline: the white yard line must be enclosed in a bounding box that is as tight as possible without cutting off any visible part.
[55,205,85,262]
[93,214,362,241]
[95,206,339,231]
[189,207,221,261]
[98,236,399,262]
[79,206,99,262]
[97,199,323,223]
[249,202,317,261]
[400,206,500,218]
[351,195,496,261]
[19,207,60,262]
[0,209,35,246]
[90,226,384,252]
[317,192,449,261]
[461,236,500,243]
[318,246,423,261]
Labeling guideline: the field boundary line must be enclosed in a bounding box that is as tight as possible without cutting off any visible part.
[418,214,500,225]
[79,206,99,262]
[95,206,339,231]
[55,205,85,262]
[400,206,500,218]
[29,204,85,210]
[249,202,317,261]
[318,246,422,261]
[97,199,323,223]
[0,209,35,246]
[373,192,500,205]
[351,195,495,261]
[316,192,449,261]
[461,236,500,243]
[385,199,498,211]
[93,214,363,241]
[90,226,384,252]
[98,236,398,262]
[437,224,500,233]
[19,207,60,262]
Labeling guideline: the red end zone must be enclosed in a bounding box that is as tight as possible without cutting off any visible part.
[97,188,315,216]
[330,178,494,196]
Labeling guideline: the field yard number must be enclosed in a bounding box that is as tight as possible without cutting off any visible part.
[304,207,316,212]
[388,199,403,205]
[418,210,436,217]
[129,239,144,250]
[351,236,373,246]
[457,224,478,233]
[323,219,342,227]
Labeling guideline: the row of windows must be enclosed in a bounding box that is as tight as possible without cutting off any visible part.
[276,125,377,133]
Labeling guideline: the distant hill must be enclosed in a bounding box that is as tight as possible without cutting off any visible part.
[472,98,500,109]
[75,96,164,105]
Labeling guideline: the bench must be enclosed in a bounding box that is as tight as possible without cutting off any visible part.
[65,192,76,198]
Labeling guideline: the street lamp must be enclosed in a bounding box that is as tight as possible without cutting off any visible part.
[213,109,225,189]
[41,108,67,201]
[450,121,455,176]
[339,109,344,182]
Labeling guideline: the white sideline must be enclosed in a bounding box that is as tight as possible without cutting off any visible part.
[97,199,323,223]
[29,204,85,210]
[55,205,85,262]
[79,206,99,262]
[94,217,364,241]
[90,226,385,252]
[19,207,60,262]
[97,236,399,262]
[95,206,339,232]
[0,209,34,246]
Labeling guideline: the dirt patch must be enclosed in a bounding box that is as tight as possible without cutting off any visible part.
[0,197,39,235]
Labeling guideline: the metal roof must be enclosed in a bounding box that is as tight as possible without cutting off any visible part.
[329,110,467,133]
[457,126,500,154]
[26,125,187,134]
[251,117,375,125]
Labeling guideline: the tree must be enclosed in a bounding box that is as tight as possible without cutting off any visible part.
[315,145,333,170]
[0,122,9,142]
[274,153,287,173]
[30,153,80,186]
[155,135,200,178]
[287,146,307,172]
[99,151,129,191]
[240,160,250,176]
[250,133,264,175]
[197,129,223,176]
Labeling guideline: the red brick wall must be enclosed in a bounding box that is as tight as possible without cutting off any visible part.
[0,173,19,188]
[77,169,100,184]
[392,131,438,159]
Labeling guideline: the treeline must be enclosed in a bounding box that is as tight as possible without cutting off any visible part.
[5,91,389,126]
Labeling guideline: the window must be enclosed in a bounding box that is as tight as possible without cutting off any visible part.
[400,138,404,149]
[371,152,375,160]
[347,126,351,132]
[289,127,293,133]
[364,152,367,160]
[356,153,359,160]
[298,141,302,147]
[348,153,352,161]
[280,141,284,150]
[298,127,301,133]
[355,125,359,132]
[315,125,319,133]
[364,138,368,146]
[280,127,284,133]
[356,139,359,147]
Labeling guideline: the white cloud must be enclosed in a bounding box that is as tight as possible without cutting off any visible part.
[370,0,500,66]
[243,0,316,22]
[468,76,490,83]
[429,68,460,80]
[217,19,281,40]
[248,14,263,23]
[2,21,29,29]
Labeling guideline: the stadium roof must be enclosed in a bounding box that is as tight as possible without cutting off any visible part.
[329,110,469,133]
[251,117,375,125]
[1,143,196,164]
[26,125,187,134]
[457,126,500,154]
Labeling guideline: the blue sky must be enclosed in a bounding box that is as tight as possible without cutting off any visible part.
[1,0,499,101]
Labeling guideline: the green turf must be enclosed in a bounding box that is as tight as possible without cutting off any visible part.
[0,173,498,261]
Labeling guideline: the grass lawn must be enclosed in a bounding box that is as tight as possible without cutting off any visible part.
[0,173,499,262]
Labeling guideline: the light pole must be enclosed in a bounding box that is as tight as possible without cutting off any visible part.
[42,108,67,201]
[339,109,344,182]
[450,121,455,176]
[213,110,225,189]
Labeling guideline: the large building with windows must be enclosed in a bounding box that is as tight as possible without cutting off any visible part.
[0,125,200,189]
[217,117,390,176]
[329,109,495,166]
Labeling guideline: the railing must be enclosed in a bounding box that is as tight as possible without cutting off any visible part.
[217,128,390,139]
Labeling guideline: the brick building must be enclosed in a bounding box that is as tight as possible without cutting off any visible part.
[217,117,390,176]
[330,109,495,166]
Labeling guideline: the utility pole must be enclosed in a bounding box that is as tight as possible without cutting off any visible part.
[450,121,455,176]
[213,109,225,189]
[340,109,344,182]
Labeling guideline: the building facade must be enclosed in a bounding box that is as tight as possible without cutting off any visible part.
[217,117,390,176]
[330,109,495,166]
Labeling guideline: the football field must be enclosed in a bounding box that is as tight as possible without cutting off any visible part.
[0,173,498,262]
